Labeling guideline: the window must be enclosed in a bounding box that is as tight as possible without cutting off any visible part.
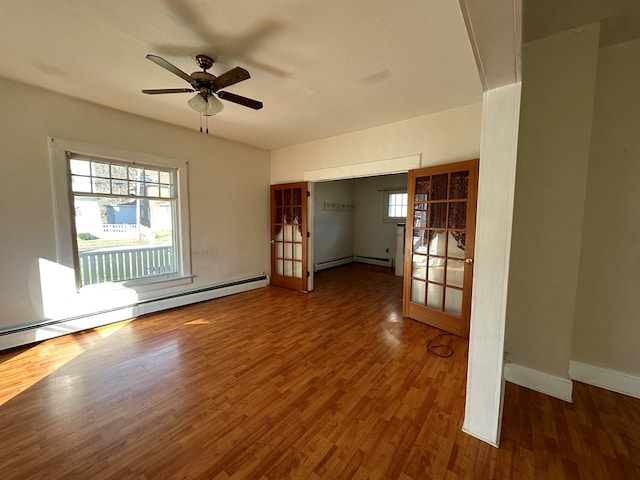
[383,190,408,221]
[69,155,177,286]
[387,192,408,218]
[49,137,191,292]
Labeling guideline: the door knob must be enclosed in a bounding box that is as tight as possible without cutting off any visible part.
[270,240,275,244]
[465,258,474,264]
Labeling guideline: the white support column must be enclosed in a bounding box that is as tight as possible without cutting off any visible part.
[462,83,521,446]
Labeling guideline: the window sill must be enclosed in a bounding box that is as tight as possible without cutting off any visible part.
[78,274,194,295]
[382,217,407,224]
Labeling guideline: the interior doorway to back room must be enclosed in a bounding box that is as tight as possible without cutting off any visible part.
[312,173,408,283]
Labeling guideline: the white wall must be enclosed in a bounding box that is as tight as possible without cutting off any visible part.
[270,103,482,184]
[313,180,355,265]
[0,77,270,335]
[505,24,600,380]
[353,174,408,261]
[572,39,640,377]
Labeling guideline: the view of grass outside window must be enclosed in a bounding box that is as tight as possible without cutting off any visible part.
[69,155,177,286]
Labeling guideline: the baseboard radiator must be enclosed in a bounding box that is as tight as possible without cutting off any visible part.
[314,256,355,272]
[0,275,268,351]
[354,255,393,267]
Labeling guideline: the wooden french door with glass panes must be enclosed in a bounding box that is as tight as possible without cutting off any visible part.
[403,160,479,337]
[270,182,309,291]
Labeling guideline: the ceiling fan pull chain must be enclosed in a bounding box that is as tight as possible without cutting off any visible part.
[199,112,203,133]
[206,114,209,135]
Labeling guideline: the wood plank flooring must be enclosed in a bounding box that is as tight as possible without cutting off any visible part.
[0,263,639,479]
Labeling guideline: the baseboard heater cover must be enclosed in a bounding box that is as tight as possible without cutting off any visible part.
[0,275,268,351]
[314,256,355,272]
[354,255,393,267]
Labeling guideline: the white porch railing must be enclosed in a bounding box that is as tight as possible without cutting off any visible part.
[78,245,174,285]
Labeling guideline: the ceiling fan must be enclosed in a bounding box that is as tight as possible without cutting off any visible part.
[142,54,263,133]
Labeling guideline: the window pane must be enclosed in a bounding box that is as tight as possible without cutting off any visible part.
[71,175,92,193]
[145,169,159,183]
[129,166,144,181]
[111,180,128,195]
[91,161,110,178]
[129,181,144,195]
[70,159,91,176]
[93,178,110,194]
[74,196,176,286]
[159,171,172,185]
[427,283,443,310]
[431,174,448,200]
[112,164,127,179]
[450,171,469,199]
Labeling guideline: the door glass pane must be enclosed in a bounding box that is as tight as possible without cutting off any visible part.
[412,230,427,254]
[427,283,443,310]
[293,206,302,225]
[284,189,292,206]
[446,259,464,288]
[413,208,427,228]
[445,287,463,316]
[276,260,284,275]
[275,242,284,260]
[430,203,447,229]
[431,174,448,200]
[274,189,283,207]
[275,207,283,225]
[412,254,426,279]
[448,202,467,229]
[284,225,293,241]
[293,243,302,261]
[449,171,469,199]
[428,256,444,283]
[294,261,303,278]
[411,279,426,304]
[284,243,293,259]
[284,260,293,276]
[415,177,430,201]
[292,188,302,206]
[447,232,466,258]
[428,231,446,256]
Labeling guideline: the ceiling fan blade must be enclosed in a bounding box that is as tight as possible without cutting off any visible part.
[142,88,194,94]
[213,67,251,90]
[146,54,195,84]
[217,91,263,110]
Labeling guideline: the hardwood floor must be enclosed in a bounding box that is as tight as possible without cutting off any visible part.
[0,263,638,479]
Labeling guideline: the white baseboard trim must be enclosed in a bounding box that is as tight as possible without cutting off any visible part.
[0,276,268,351]
[569,361,640,399]
[504,363,573,402]
[354,255,393,267]
[314,256,354,272]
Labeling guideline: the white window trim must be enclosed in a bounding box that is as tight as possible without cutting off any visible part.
[382,188,407,223]
[48,137,192,294]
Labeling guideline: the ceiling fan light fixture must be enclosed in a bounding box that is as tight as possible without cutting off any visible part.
[187,93,224,116]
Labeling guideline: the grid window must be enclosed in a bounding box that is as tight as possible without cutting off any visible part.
[68,155,178,286]
[387,192,408,218]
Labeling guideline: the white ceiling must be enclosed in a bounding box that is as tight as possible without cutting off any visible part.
[0,0,483,150]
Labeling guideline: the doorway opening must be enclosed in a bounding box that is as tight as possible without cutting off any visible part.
[312,173,408,284]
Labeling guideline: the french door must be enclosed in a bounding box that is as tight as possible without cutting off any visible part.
[403,160,479,337]
[270,182,309,291]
